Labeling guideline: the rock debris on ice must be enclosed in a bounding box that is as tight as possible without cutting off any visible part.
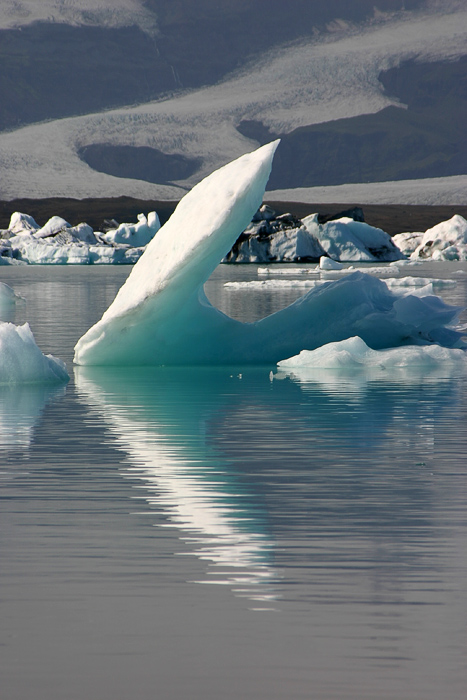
[407,215,467,262]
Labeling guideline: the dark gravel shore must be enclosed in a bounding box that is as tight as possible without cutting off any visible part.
[1,197,466,236]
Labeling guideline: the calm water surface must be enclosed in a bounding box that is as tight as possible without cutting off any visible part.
[1,263,467,700]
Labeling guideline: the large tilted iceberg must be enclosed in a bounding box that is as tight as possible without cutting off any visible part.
[74,142,465,367]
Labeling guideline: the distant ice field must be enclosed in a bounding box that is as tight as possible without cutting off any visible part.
[0,7,466,202]
[267,175,467,206]
[0,1,155,32]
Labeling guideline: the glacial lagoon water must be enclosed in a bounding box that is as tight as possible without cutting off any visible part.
[1,262,467,700]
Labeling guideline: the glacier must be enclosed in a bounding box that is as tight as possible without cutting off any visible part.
[74,142,465,367]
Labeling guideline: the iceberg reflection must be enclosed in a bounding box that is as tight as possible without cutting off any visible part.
[0,384,66,451]
[75,362,465,609]
[75,366,280,606]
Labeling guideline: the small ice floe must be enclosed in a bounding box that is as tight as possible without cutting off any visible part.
[319,264,398,277]
[0,322,69,385]
[257,266,319,276]
[224,279,321,290]
[389,259,422,267]
[409,215,467,261]
[319,256,343,270]
[383,276,457,292]
[277,336,467,371]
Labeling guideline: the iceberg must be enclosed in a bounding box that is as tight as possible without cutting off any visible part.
[302,214,405,262]
[102,211,160,247]
[34,215,71,239]
[408,215,467,261]
[0,322,69,384]
[74,142,465,366]
[391,231,424,257]
[7,212,40,235]
[1,211,153,265]
[277,336,467,372]
[319,256,343,270]
[224,209,325,263]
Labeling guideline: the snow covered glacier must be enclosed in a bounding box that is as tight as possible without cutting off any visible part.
[74,142,465,367]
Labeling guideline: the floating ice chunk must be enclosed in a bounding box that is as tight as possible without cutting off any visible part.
[392,231,424,257]
[34,216,71,239]
[410,215,467,261]
[224,225,324,263]
[257,266,319,276]
[7,212,40,235]
[320,264,398,277]
[303,215,405,262]
[88,245,144,265]
[0,322,69,384]
[226,275,456,293]
[277,336,467,371]
[68,223,98,244]
[102,212,160,247]
[384,276,456,291]
[389,258,422,267]
[319,256,343,270]
[11,239,91,265]
[74,142,465,366]
[224,280,321,290]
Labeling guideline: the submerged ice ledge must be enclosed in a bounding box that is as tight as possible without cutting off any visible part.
[74,142,465,368]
